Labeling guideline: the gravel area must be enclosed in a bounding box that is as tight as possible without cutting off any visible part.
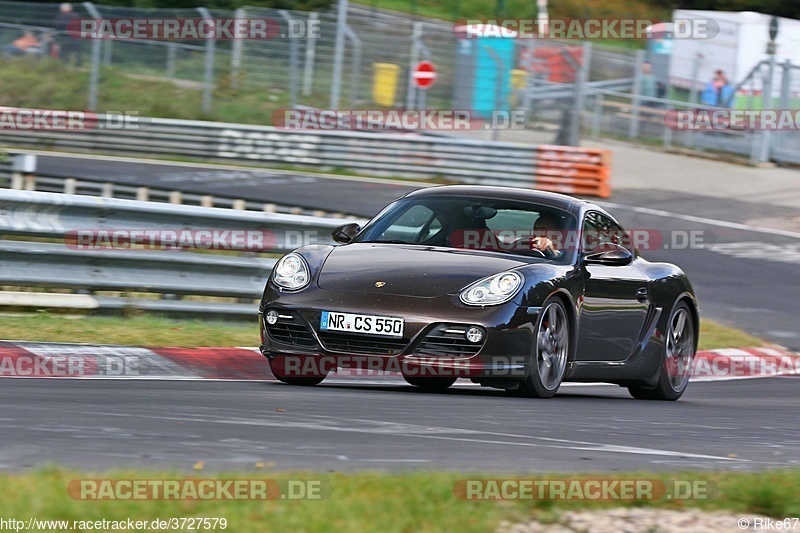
[498,508,768,532]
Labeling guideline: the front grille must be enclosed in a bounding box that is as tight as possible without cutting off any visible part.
[266,312,317,347]
[317,331,408,355]
[414,324,485,357]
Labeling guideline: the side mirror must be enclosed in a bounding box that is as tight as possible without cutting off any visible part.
[584,243,633,266]
[332,223,361,244]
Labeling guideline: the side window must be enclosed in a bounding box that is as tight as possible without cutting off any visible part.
[582,212,631,253]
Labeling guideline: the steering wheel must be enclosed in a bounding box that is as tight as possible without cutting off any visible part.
[511,238,547,258]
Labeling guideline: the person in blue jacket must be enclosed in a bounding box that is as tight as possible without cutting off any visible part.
[701,69,734,107]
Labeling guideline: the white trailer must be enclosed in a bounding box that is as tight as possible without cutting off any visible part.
[668,10,800,93]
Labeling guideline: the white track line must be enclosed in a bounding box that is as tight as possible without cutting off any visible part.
[598,201,800,239]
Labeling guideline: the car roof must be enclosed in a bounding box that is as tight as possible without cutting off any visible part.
[403,185,604,218]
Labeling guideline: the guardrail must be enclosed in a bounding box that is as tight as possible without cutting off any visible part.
[0,110,613,196]
[524,78,635,102]
[0,189,364,318]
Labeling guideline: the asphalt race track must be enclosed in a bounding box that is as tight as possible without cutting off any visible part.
[36,154,418,216]
[1,377,798,472]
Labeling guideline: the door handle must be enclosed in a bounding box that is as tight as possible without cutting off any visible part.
[636,287,649,302]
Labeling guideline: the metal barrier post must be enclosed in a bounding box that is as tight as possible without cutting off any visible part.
[778,60,791,109]
[663,116,673,149]
[279,10,299,109]
[83,2,102,110]
[102,39,112,66]
[330,0,348,109]
[302,13,318,96]
[591,93,604,139]
[484,46,506,142]
[231,8,245,90]
[569,41,591,147]
[686,53,703,149]
[629,49,645,139]
[757,52,777,163]
[197,7,215,114]
[688,53,702,106]
[406,22,423,110]
[166,43,176,78]
[344,25,362,107]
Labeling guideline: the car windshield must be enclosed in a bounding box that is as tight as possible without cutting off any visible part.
[354,195,578,263]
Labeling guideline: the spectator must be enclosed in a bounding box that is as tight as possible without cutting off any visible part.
[2,30,40,57]
[701,69,734,107]
[639,62,657,100]
[54,3,81,66]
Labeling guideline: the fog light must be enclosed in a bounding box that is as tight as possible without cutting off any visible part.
[266,309,279,325]
[466,326,484,343]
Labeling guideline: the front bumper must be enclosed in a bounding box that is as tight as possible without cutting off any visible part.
[258,289,538,379]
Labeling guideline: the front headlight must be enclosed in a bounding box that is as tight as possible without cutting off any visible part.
[272,253,311,291]
[460,271,523,306]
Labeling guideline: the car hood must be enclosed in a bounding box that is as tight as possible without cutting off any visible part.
[316,243,528,297]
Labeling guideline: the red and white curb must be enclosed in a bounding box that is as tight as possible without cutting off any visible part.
[0,341,797,383]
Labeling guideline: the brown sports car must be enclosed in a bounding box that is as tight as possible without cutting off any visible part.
[259,186,698,400]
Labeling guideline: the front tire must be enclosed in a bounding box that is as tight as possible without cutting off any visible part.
[628,301,695,401]
[517,297,570,398]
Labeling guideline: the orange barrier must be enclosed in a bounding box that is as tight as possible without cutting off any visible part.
[533,145,612,198]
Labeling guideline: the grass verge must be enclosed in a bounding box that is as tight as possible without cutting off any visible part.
[0,314,255,347]
[0,468,798,532]
[0,313,772,350]
[0,59,290,125]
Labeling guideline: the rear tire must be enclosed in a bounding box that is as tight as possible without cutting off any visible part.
[403,376,456,391]
[268,357,328,386]
[517,297,570,399]
[628,301,695,401]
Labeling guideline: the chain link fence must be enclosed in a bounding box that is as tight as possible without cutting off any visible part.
[0,1,798,164]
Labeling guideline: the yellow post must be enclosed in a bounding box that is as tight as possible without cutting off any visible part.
[511,69,527,106]
[373,63,401,106]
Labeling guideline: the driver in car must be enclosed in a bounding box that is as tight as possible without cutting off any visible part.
[528,212,564,259]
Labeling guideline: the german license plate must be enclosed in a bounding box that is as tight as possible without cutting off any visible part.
[320,311,404,338]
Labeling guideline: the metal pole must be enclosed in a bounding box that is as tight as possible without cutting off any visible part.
[757,52,777,163]
[686,53,703,148]
[405,22,423,109]
[591,93,604,139]
[166,43,176,78]
[569,41,591,147]
[521,38,537,112]
[231,8,245,91]
[330,0,348,109]
[198,7,216,114]
[302,12,318,96]
[662,111,673,149]
[483,45,505,142]
[83,2,102,111]
[771,60,792,159]
[778,60,791,109]
[280,10,299,109]
[629,49,645,139]
[102,39,112,66]
[688,53,702,105]
[344,25,362,108]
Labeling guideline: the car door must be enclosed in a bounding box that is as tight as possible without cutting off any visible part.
[576,211,650,362]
